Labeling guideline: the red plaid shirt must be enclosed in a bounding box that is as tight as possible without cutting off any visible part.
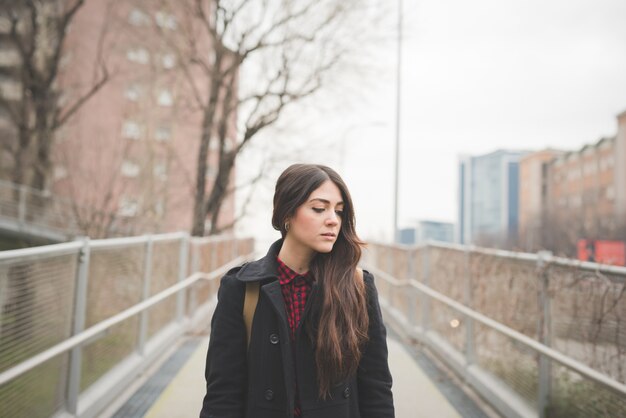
[276,257,314,417]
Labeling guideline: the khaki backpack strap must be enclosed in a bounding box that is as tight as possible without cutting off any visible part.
[243,281,260,350]
[356,267,364,283]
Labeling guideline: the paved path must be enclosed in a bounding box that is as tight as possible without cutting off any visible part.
[143,336,461,418]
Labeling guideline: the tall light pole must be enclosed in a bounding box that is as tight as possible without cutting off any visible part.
[393,0,403,243]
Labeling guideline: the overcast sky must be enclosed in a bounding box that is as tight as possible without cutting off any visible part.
[237,0,626,246]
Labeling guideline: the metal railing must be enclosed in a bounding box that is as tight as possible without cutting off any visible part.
[0,180,154,240]
[364,241,626,418]
[0,180,80,239]
[0,232,254,418]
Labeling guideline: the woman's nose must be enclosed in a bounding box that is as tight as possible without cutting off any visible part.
[326,212,339,225]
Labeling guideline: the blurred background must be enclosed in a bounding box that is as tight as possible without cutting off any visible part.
[1,0,626,263]
[1,2,626,418]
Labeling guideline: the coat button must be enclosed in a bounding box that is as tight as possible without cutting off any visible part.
[343,386,351,399]
[264,389,274,401]
[269,333,279,344]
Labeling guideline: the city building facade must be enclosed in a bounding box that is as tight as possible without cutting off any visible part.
[547,137,617,247]
[518,111,626,255]
[0,14,23,183]
[399,220,455,245]
[616,110,626,221]
[457,150,528,246]
[518,149,565,251]
[1,2,236,237]
[543,111,626,254]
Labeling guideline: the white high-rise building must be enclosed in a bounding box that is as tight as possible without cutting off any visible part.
[457,150,529,246]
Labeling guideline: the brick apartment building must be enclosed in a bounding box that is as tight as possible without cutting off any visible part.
[0,16,20,181]
[0,2,236,237]
[518,149,565,250]
[519,111,626,254]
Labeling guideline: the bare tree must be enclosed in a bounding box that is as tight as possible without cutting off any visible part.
[145,0,379,236]
[518,203,626,258]
[0,0,109,193]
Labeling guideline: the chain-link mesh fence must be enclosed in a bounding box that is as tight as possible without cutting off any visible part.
[0,180,78,234]
[0,247,79,418]
[367,241,626,418]
[0,233,253,418]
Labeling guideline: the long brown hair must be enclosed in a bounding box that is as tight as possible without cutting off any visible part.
[272,163,369,398]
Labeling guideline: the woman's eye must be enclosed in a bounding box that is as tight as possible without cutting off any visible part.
[335,210,344,217]
[312,208,325,213]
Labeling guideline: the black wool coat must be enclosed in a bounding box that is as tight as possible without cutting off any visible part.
[199,240,395,418]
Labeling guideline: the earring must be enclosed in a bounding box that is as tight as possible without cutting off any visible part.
[285,222,290,232]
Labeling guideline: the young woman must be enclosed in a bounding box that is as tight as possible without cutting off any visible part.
[200,164,394,418]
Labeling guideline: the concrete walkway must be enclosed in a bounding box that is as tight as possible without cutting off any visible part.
[143,336,461,418]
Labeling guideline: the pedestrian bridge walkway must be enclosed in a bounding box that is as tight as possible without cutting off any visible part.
[105,335,468,418]
[0,232,624,418]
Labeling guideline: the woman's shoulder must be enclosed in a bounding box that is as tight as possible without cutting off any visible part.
[357,267,375,285]
[217,265,247,295]
[356,268,378,300]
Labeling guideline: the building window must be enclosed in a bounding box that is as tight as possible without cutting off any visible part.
[53,165,67,180]
[155,126,171,142]
[161,53,176,69]
[0,48,20,67]
[0,77,22,101]
[155,11,177,30]
[0,105,11,122]
[129,8,150,26]
[121,160,140,177]
[157,89,173,107]
[127,48,150,64]
[205,166,216,179]
[118,196,139,217]
[606,186,615,201]
[124,84,141,101]
[153,161,168,180]
[122,120,143,139]
[223,138,235,152]
[154,199,165,216]
[59,51,73,69]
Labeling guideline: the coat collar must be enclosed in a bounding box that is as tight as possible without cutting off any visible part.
[234,238,283,282]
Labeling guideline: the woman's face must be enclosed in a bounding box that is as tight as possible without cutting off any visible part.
[286,180,344,254]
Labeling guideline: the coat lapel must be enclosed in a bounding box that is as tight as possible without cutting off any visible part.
[261,280,288,329]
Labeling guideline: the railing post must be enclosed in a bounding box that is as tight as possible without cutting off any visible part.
[138,236,153,355]
[17,185,27,224]
[407,247,417,328]
[189,240,200,315]
[210,240,219,296]
[66,238,90,415]
[537,250,553,418]
[420,245,431,333]
[464,244,475,364]
[231,236,238,260]
[176,233,190,321]
[211,239,218,271]
[387,247,395,305]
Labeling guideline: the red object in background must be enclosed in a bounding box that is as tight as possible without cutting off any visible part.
[577,239,626,266]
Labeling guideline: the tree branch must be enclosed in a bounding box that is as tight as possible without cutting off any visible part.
[53,70,109,130]
[45,0,86,86]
